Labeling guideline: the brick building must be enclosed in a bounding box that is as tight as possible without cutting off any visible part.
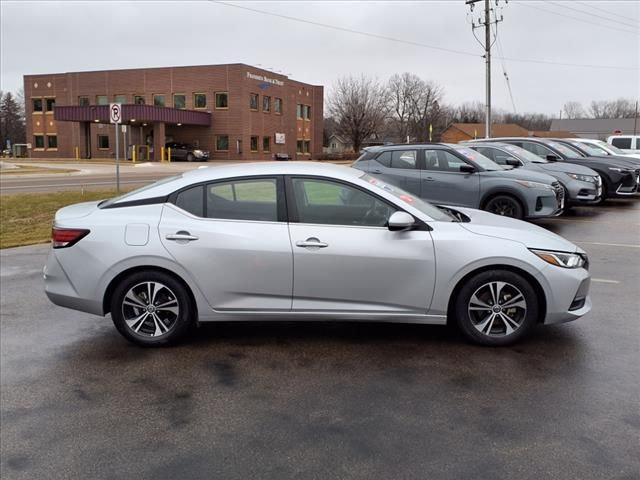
[23,63,323,161]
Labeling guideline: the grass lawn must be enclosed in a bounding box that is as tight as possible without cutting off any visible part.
[0,189,124,249]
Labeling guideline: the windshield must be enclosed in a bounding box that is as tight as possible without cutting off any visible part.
[501,144,548,164]
[361,174,453,222]
[99,175,182,208]
[453,146,504,171]
[569,141,608,156]
[547,142,584,159]
[593,140,625,155]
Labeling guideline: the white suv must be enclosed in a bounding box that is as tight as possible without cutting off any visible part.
[607,135,640,153]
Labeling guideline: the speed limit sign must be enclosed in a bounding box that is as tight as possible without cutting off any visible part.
[110,103,122,124]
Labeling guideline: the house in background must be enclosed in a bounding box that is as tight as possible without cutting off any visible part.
[441,123,575,143]
[325,134,352,153]
[550,119,639,140]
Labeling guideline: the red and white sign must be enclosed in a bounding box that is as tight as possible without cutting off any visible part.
[110,103,122,124]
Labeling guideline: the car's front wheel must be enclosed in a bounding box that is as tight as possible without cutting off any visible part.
[186,153,195,162]
[484,195,524,219]
[110,270,194,346]
[454,270,539,346]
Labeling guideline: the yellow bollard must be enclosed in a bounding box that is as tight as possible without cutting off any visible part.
[168,147,171,162]
[161,146,165,162]
[132,145,136,163]
[75,146,79,161]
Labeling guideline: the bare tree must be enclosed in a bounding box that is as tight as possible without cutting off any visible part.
[0,91,26,150]
[328,75,388,153]
[589,98,636,119]
[562,101,585,119]
[408,81,444,142]
[453,101,486,123]
[386,73,422,141]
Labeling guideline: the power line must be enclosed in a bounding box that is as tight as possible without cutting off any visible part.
[514,1,638,35]
[572,1,638,26]
[211,0,637,71]
[546,1,639,30]
[492,21,517,113]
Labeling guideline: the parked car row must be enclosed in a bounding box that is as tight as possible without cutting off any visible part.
[353,138,639,219]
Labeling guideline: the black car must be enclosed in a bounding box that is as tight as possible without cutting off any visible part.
[554,138,640,169]
[474,138,639,203]
[165,142,209,162]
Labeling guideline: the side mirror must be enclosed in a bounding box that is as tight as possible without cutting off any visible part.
[388,211,415,231]
[506,158,520,167]
[546,154,560,162]
[459,164,476,173]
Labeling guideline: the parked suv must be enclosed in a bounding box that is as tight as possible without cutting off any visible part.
[463,142,602,206]
[475,138,639,202]
[607,135,640,153]
[352,143,563,220]
[165,142,209,162]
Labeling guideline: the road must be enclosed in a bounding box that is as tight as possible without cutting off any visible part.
[0,162,215,193]
[1,200,639,479]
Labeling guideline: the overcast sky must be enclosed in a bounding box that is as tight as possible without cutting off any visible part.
[1,0,638,116]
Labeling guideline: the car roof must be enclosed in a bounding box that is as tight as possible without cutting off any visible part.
[364,143,448,152]
[108,162,364,204]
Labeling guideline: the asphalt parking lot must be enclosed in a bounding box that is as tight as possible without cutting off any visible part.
[1,200,639,480]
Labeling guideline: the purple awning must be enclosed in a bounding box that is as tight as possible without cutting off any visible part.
[54,104,211,126]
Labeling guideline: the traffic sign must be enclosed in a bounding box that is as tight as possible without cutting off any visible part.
[110,103,122,124]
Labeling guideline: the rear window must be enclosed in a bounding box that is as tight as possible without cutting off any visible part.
[611,138,632,150]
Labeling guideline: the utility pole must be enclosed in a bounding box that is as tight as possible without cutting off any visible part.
[466,0,505,138]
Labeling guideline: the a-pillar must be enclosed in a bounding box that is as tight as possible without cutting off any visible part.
[153,122,166,162]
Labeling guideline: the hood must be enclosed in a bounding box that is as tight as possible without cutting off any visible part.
[55,200,101,222]
[602,154,640,167]
[537,161,598,176]
[482,167,557,184]
[581,155,639,170]
[451,206,579,253]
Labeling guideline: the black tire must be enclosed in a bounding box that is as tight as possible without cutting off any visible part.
[186,153,195,162]
[484,195,524,219]
[453,270,539,346]
[110,270,194,347]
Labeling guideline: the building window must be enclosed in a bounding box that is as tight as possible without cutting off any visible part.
[216,135,229,151]
[263,136,271,152]
[134,95,145,105]
[114,94,127,104]
[98,135,110,149]
[304,140,311,154]
[78,96,90,106]
[296,104,303,119]
[47,135,57,149]
[194,93,207,109]
[274,98,282,114]
[250,93,258,111]
[174,94,186,109]
[296,140,303,153]
[33,98,43,112]
[45,98,55,112]
[250,136,259,152]
[34,135,44,149]
[263,96,271,112]
[97,95,108,105]
[303,105,311,120]
[153,95,166,107]
[215,92,228,109]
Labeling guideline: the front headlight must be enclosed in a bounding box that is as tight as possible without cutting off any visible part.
[193,149,204,157]
[567,173,597,183]
[516,180,553,190]
[530,249,586,268]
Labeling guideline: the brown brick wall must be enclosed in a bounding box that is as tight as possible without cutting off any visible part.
[24,64,324,161]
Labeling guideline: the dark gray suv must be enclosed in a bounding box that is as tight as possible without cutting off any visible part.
[352,144,563,219]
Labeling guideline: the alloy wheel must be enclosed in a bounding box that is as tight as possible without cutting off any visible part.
[468,281,527,337]
[121,281,180,338]
[488,198,517,217]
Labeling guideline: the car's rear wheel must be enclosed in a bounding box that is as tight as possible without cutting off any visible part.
[454,270,539,346]
[186,153,195,162]
[110,271,194,346]
[484,195,524,219]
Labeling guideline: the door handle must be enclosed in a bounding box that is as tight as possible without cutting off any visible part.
[371,169,382,174]
[166,231,199,241]
[296,238,328,249]
[423,176,435,181]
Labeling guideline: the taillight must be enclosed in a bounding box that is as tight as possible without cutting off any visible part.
[51,228,90,248]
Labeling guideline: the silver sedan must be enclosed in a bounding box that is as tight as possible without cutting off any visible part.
[44,162,591,347]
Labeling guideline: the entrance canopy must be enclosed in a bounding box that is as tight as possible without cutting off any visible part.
[54,104,211,126]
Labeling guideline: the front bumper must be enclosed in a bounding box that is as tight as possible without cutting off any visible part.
[526,183,563,218]
[565,176,602,205]
[609,170,639,197]
[536,265,592,325]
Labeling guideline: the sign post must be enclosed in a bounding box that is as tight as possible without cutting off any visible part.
[110,103,122,192]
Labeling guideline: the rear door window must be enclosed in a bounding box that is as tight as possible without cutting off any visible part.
[611,138,632,150]
[206,178,279,221]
